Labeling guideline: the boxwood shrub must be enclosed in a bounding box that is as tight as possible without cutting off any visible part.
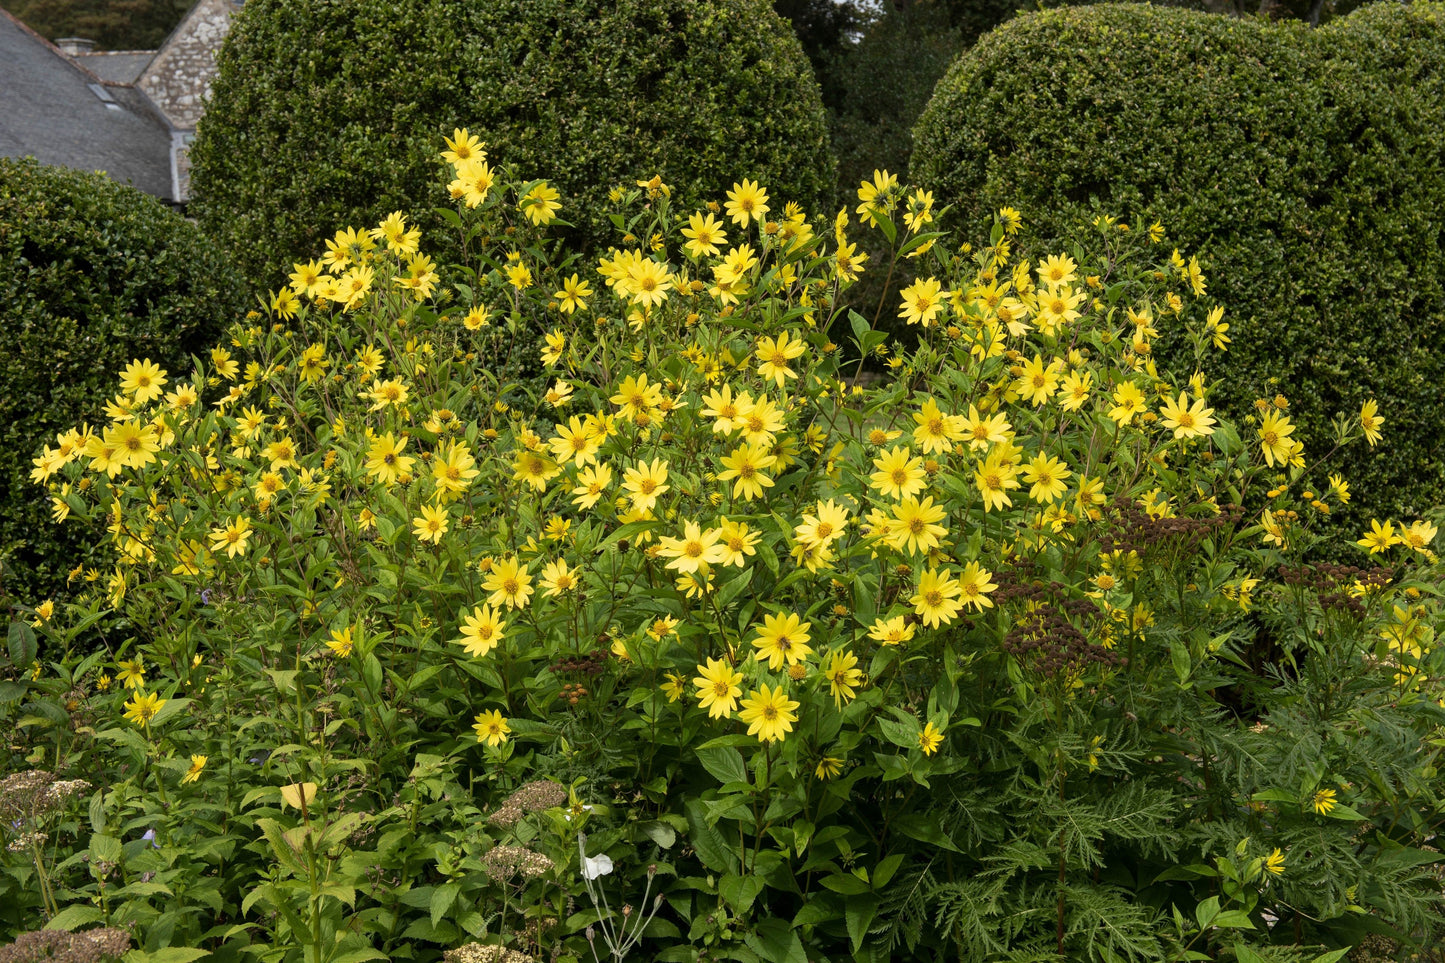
[189,0,835,288]
[0,158,242,606]
[912,1,1445,530]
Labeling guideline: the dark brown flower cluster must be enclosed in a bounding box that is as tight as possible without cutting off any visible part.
[1097,497,1243,558]
[549,649,608,677]
[995,566,1124,680]
[0,929,130,963]
[1280,563,1392,618]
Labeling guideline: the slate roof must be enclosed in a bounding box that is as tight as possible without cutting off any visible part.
[72,50,155,85]
[0,8,173,200]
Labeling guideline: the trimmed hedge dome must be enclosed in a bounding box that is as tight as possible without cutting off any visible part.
[1,159,242,604]
[912,2,1445,529]
[189,0,835,287]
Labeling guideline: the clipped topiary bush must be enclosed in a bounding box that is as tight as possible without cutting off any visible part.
[0,158,242,605]
[912,1,1445,530]
[189,0,835,287]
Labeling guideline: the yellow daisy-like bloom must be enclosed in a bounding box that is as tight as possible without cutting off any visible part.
[1014,354,1063,407]
[956,404,1011,452]
[911,567,963,629]
[868,615,915,647]
[554,274,593,315]
[106,420,162,470]
[870,446,927,500]
[1159,392,1217,439]
[123,690,165,727]
[441,127,485,166]
[181,754,207,785]
[263,436,299,471]
[1108,381,1148,426]
[1357,519,1400,554]
[483,558,534,610]
[717,518,760,567]
[885,495,948,557]
[815,756,844,780]
[209,516,253,559]
[700,385,750,435]
[1022,452,1072,505]
[549,416,602,468]
[1058,370,1093,412]
[855,169,897,226]
[913,398,960,455]
[737,396,786,447]
[823,649,863,708]
[795,499,850,550]
[1263,848,1286,877]
[541,559,579,597]
[611,373,664,421]
[1257,410,1296,468]
[683,212,728,258]
[725,179,770,228]
[898,277,947,327]
[520,182,561,225]
[472,709,511,747]
[622,457,670,512]
[455,604,506,657]
[751,612,813,671]
[1401,520,1438,554]
[1359,398,1384,447]
[120,358,168,404]
[693,657,744,720]
[1037,253,1077,287]
[571,464,613,511]
[658,521,727,574]
[627,258,673,309]
[512,450,561,492]
[450,157,496,208]
[370,211,420,255]
[432,442,479,499]
[917,721,944,756]
[956,561,998,612]
[116,658,146,689]
[325,626,354,658]
[1312,788,1337,815]
[974,450,1020,513]
[755,330,807,387]
[412,504,449,544]
[738,684,799,743]
[365,432,415,486]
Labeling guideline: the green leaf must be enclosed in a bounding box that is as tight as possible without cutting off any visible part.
[1311,950,1351,963]
[142,949,210,963]
[44,905,105,931]
[1195,895,1220,929]
[745,919,806,963]
[430,882,460,926]
[89,833,122,865]
[696,745,749,786]
[8,621,37,666]
[849,310,872,341]
[820,872,871,896]
[640,820,676,850]
[846,894,880,952]
[1233,944,1269,963]
[719,873,764,915]
[1322,803,1367,821]
[715,567,755,611]
[893,813,961,852]
[684,798,740,874]
[1212,910,1255,929]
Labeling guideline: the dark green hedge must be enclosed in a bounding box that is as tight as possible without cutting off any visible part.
[912,1,1445,529]
[0,158,242,605]
[190,0,835,288]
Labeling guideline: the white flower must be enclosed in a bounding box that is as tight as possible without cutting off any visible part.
[581,852,613,880]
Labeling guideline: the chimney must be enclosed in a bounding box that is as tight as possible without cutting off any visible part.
[56,37,97,55]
